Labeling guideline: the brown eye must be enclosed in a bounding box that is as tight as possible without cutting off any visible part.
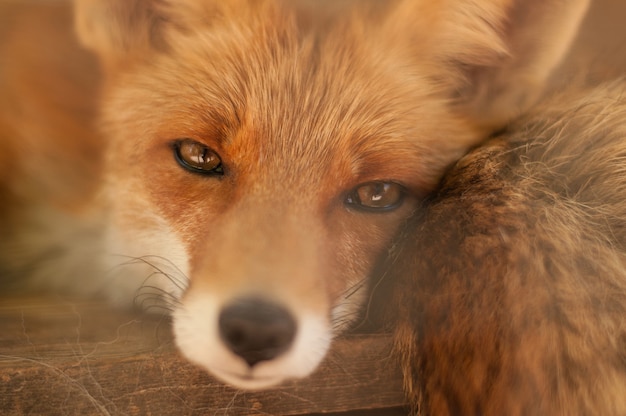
[174,139,223,175]
[345,181,405,212]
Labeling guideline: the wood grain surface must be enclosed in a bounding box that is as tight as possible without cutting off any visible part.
[0,295,407,415]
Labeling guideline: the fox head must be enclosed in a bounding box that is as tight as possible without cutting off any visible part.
[75,0,587,389]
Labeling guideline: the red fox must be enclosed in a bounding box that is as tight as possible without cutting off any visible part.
[1,0,590,400]
[384,80,626,415]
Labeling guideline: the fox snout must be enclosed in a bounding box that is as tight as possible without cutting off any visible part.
[174,289,332,390]
[169,202,335,389]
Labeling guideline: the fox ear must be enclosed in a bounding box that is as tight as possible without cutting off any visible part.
[73,0,256,70]
[390,0,590,129]
[74,0,169,69]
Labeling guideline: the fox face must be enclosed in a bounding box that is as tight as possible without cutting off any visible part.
[74,0,587,389]
[99,7,450,388]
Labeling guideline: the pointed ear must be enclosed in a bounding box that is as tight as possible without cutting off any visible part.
[73,0,261,71]
[459,0,590,127]
[390,0,590,129]
[73,0,169,69]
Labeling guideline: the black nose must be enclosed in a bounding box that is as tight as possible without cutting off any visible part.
[218,297,297,368]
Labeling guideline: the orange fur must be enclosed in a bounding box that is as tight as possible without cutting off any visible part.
[1,0,589,398]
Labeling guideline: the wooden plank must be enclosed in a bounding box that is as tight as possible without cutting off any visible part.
[0,295,407,415]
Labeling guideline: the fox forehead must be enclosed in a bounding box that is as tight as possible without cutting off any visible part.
[103,13,459,195]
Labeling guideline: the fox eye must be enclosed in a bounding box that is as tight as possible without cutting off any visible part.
[345,181,406,212]
[174,139,224,175]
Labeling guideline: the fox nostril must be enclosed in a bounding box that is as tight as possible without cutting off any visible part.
[218,297,297,368]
